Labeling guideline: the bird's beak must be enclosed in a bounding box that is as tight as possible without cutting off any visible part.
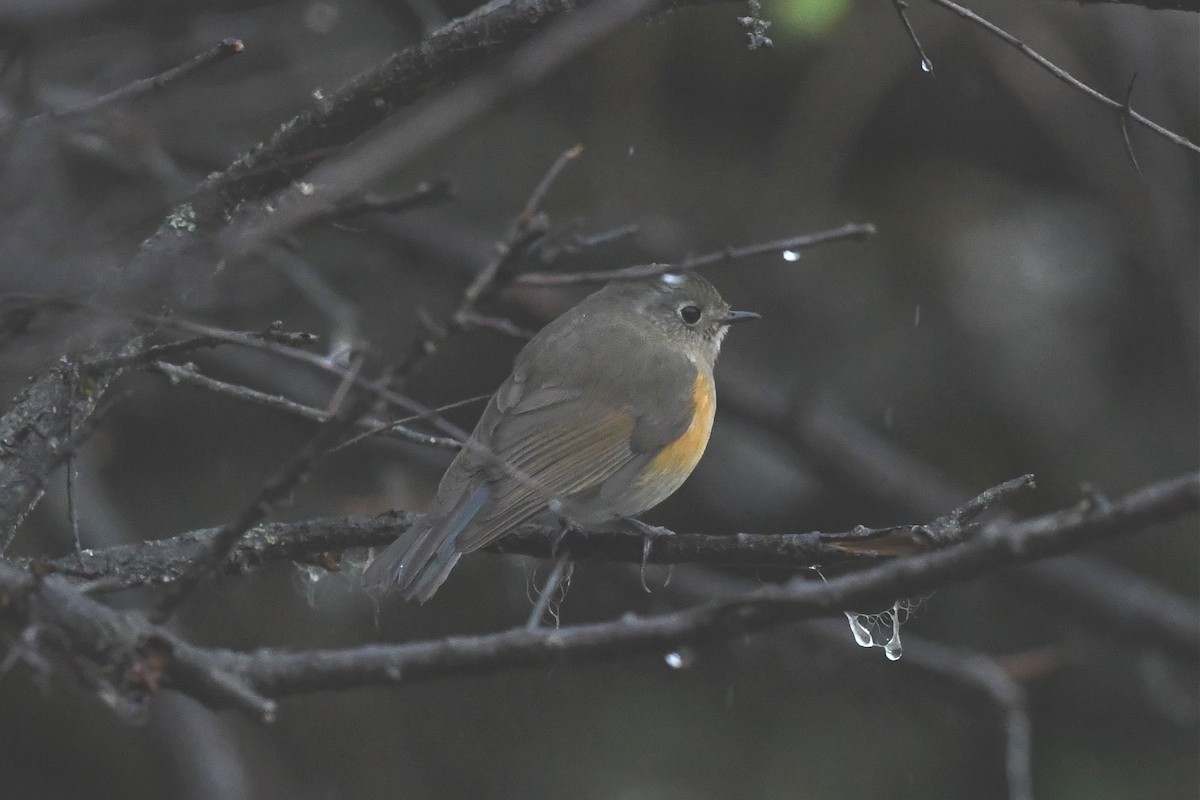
[717,310,761,326]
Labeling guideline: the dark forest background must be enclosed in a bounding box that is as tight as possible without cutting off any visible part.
[0,0,1196,798]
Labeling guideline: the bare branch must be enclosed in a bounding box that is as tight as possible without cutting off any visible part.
[19,515,894,589]
[324,180,455,220]
[18,39,244,129]
[0,562,277,721]
[890,0,934,74]
[36,467,1184,622]
[223,0,660,255]
[924,0,1200,155]
[0,0,675,540]
[0,367,128,552]
[146,361,462,451]
[190,472,1198,703]
[1,473,1192,720]
[150,356,374,620]
[515,223,877,286]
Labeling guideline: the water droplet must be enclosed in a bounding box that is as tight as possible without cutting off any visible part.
[913,305,922,327]
[920,57,934,74]
[664,646,696,669]
[782,250,801,262]
[293,563,324,607]
[845,612,874,647]
[628,145,635,157]
[884,632,903,661]
[884,601,904,660]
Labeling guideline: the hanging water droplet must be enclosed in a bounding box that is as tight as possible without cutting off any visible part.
[665,652,684,669]
[884,602,904,660]
[782,249,801,262]
[884,633,903,661]
[920,56,934,74]
[293,562,325,607]
[295,563,323,583]
[845,612,874,648]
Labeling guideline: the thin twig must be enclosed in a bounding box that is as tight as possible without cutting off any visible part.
[332,180,455,219]
[222,0,659,256]
[515,223,877,286]
[890,0,934,75]
[455,311,538,339]
[40,304,475,444]
[394,143,584,380]
[65,368,82,557]
[151,357,374,620]
[20,39,244,128]
[523,144,583,217]
[924,0,1200,155]
[1119,73,1145,181]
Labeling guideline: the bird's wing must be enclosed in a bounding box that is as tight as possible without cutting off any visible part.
[451,373,698,551]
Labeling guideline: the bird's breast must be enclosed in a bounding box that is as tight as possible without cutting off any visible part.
[642,369,716,484]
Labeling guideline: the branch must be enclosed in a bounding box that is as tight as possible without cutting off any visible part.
[515,224,877,286]
[721,383,1200,662]
[32,476,1035,590]
[924,0,1200,155]
[193,472,1198,702]
[0,358,127,549]
[1014,554,1200,661]
[0,0,683,543]
[222,0,659,254]
[1,473,1192,716]
[149,356,374,619]
[0,562,276,720]
[146,361,461,451]
[17,39,244,129]
[1071,0,1195,10]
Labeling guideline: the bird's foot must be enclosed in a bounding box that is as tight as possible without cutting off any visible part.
[622,517,673,593]
[550,518,582,556]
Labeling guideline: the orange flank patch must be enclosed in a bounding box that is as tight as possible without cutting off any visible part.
[647,369,716,479]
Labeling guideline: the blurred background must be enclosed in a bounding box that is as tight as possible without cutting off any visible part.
[0,0,1196,798]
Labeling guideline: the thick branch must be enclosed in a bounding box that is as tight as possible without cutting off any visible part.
[33,477,1034,589]
[0,360,124,549]
[6,472,1192,714]
[196,472,1196,700]
[0,562,276,720]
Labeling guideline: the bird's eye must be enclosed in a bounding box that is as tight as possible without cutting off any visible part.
[679,305,702,325]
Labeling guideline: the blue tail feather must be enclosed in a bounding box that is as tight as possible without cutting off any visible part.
[363,483,490,603]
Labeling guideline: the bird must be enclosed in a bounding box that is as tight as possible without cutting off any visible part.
[363,271,758,602]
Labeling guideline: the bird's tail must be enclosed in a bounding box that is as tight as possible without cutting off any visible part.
[362,483,489,603]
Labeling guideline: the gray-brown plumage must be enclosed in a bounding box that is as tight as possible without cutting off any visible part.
[363,272,756,602]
